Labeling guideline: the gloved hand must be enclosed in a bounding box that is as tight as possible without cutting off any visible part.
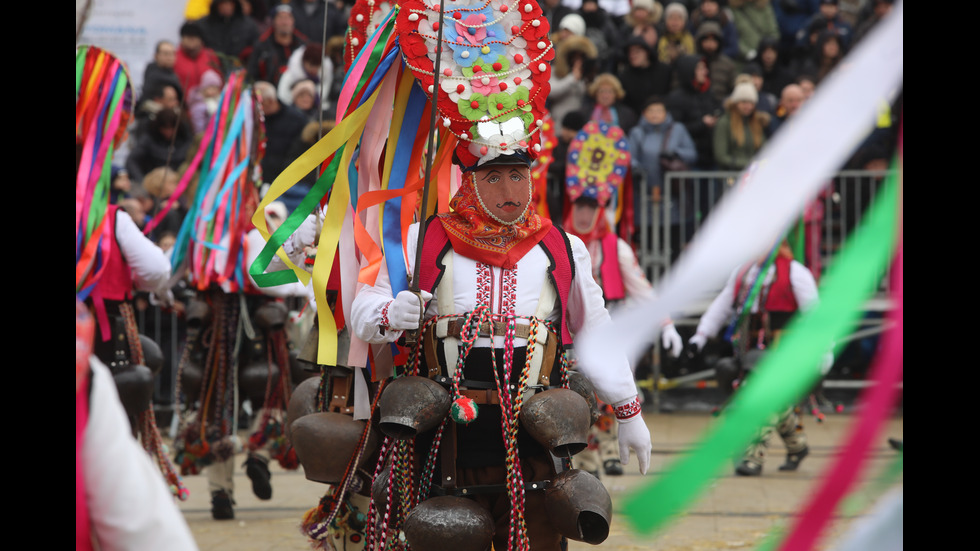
[385,290,433,331]
[617,414,652,475]
[820,351,834,376]
[688,332,708,353]
[661,323,683,358]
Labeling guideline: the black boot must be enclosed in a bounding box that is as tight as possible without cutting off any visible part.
[244,454,273,500]
[778,446,810,471]
[211,490,235,520]
[603,459,624,476]
[735,460,762,476]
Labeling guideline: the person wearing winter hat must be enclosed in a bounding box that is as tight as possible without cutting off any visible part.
[657,2,696,64]
[557,12,587,38]
[695,20,737,103]
[713,80,770,170]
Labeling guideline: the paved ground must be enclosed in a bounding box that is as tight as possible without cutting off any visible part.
[176,405,903,551]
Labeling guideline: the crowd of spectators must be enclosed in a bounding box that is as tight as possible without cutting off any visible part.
[109,0,901,252]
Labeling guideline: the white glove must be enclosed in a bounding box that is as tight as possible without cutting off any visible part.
[284,214,318,255]
[820,351,834,376]
[617,414,652,475]
[688,332,708,352]
[385,290,433,331]
[661,323,683,358]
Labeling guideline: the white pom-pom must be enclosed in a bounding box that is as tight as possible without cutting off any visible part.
[533,143,541,152]
[532,19,540,27]
[461,50,470,59]
[537,63,546,72]
[351,38,360,46]
[524,3,532,12]
[408,13,419,21]
[428,85,435,93]
[443,117,451,127]
[536,41,545,49]
[355,14,364,22]
[535,119,543,127]
[481,76,490,85]
[460,133,468,140]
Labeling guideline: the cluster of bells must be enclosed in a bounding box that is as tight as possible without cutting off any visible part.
[286,370,615,547]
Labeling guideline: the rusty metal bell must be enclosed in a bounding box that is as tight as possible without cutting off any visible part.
[377,376,451,440]
[185,297,211,330]
[403,496,495,551]
[179,352,204,403]
[112,363,155,421]
[545,469,613,545]
[519,388,591,457]
[566,372,600,426]
[239,360,280,406]
[290,412,380,484]
[285,376,321,443]
[253,301,288,331]
[139,334,164,376]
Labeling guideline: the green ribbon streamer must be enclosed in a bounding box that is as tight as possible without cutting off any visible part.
[623,175,899,535]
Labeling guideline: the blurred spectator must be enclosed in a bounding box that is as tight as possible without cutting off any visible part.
[254,80,309,185]
[694,21,737,103]
[628,95,697,203]
[657,3,696,65]
[583,73,639,133]
[246,3,311,87]
[753,35,795,98]
[769,81,805,136]
[174,20,222,94]
[276,43,333,117]
[797,0,853,52]
[142,40,183,104]
[187,69,224,136]
[289,79,319,120]
[689,0,741,60]
[794,29,843,85]
[618,35,673,117]
[541,0,575,32]
[729,0,780,64]
[666,54,722,171]
[109,166,132,205]
[198,0,261,65]
[142,166,187,241]
[579,0,623,74]
[549,23,599,131]
[126,107,193,186]
[291,0,348,46]
[323,35,346,117]
[713,81,769,171]
[770,0,820,61]
[133,83,182,140]
[739,66,778,120]
[796,73,816,100]
[617,0,663,58]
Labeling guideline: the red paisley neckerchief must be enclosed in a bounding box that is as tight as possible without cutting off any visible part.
[438,174,552,269]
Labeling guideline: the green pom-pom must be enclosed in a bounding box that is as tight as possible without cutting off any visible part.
[451,396,479,424]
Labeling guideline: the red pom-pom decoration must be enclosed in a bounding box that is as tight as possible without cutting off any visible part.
[451,396,479,424]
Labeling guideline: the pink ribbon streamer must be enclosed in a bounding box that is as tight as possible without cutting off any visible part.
[779,237,903,551]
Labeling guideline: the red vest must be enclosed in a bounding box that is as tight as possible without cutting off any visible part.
[598,233,625,301]
[417,217,576,347]
[733,256,799,313]
[97,205,134,302]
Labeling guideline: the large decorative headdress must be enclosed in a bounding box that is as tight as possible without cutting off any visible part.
[564,120,634,242]
[397,0,555,171]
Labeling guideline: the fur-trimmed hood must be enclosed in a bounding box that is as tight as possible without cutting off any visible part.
[552,35,599,79]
